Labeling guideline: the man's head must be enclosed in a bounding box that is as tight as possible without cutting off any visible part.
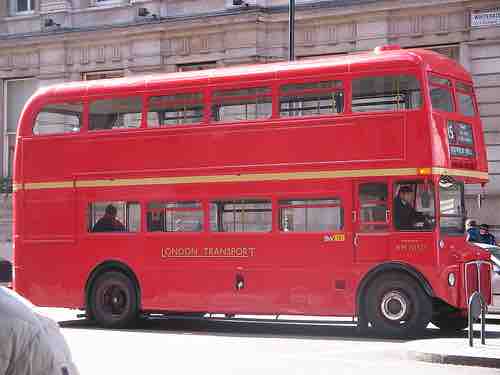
[479,223,489,234]
[466,219,477,230]
[105,204,117,217]
[398,186,413,203]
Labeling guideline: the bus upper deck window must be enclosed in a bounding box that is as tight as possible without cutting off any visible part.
[456,82,476,117]
[33,102,83,135]
[148,93,204,127]
[428,74,454,113]
[280,80,344,117]
[212,87,272,122]
[89,97,142,131]
[352,75,422,113]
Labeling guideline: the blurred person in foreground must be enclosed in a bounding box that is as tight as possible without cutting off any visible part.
[0,286,79,375]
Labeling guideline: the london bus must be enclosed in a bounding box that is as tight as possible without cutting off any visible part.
[13,45,492,336]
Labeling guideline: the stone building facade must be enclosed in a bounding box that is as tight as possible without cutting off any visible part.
[0,0,499,259]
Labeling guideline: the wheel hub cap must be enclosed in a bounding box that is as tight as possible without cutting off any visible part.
[380,291,408,321]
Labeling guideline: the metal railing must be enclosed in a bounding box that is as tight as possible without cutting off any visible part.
[468,291,487,347]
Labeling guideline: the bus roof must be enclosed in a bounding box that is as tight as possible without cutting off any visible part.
[30,46,472,102]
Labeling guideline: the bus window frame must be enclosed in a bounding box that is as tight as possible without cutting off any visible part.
[208,196,273,234]
[277,195,345,233]
[209,82,275,125]
[349,70,425,115]
[455,80,477,118]
[86,199,141,235]
[87,94,147,133]
[145,88,208,129]
[31,99,89,137]
[427,72,455,114]
[278,76,345,119]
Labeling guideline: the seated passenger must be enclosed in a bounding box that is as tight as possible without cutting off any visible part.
[393,186,425,230]
[465,219,480,242]
[92,204,125,232]
[478,223,496,245]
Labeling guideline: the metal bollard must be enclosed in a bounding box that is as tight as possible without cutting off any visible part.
[468,291,487,347]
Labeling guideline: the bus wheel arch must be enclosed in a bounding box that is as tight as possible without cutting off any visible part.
[356,262,433,335]
[85,260,141,326]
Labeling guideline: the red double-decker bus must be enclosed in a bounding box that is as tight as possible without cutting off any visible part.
[13,45,492,336]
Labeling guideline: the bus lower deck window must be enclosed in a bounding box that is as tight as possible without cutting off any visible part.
[210,200,271,232]
[88,201,140,233]
[147,201,203,232]
[279,198,343,232]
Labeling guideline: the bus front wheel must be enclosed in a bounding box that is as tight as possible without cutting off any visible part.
[89,271,138,328]
[365,273,431,337]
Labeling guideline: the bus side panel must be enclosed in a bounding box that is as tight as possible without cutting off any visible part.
[15,188,79,307]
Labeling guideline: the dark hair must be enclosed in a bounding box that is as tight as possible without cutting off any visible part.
[399,186,413,194]
[105,204,117,216]
[479,223,489,230]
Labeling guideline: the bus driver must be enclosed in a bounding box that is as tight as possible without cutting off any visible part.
[393,186,426,230]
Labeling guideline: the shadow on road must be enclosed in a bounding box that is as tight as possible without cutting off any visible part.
[58,315,500,343]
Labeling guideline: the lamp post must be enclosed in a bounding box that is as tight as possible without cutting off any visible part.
[289,0,295,61]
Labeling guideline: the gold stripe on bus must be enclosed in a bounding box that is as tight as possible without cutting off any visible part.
[12,183,22,192]
[16,167,488,191]
[24,181,74,190]
[431,168,489,181]
[75,168,419,189]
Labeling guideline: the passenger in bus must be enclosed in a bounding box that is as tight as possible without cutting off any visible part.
[393,186,426,230]
[465,219,480,242]
[92,204,126,232]
[478,223,496,245]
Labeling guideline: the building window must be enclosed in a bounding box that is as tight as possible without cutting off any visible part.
[82,70,124,81]
[11,0,35,13]
[4,78,38,177]
[176,62,217,72]
[88,201,140,233]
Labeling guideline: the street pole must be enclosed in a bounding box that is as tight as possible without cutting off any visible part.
[289,0,295,61]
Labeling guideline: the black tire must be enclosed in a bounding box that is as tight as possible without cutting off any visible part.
[365,273,432,337]
[89,271,139,329]
[431,315,468,332]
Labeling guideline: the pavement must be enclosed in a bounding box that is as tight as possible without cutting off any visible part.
[406,316,500,368]
[37,307,500,370]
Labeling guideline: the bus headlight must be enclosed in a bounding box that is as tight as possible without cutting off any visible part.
[448,272,456,287]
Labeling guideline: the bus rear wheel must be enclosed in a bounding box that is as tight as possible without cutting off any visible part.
[90,271,138,329]
[365,273,431,337]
